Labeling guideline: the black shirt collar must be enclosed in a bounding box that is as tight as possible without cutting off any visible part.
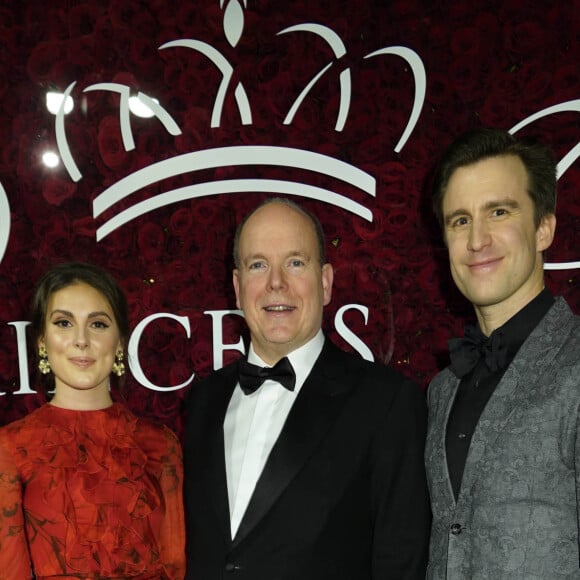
[488,287,554,359]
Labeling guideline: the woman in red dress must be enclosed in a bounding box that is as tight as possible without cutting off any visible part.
[0,262,185,579]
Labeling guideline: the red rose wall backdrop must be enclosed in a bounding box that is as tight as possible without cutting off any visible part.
[0,0,578,435]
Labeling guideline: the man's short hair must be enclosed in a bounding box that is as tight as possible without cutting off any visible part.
[432,127,557,230]
[233,197,327,268]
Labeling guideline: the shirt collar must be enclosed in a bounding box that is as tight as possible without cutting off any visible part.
[247,330,325,391]
[487,287,554,358]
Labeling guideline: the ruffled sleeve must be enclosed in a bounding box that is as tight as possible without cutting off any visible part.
[132,418,186,580]
[0,428,33,580]
[156,428,186,580]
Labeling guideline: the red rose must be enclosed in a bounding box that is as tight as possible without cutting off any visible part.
[190,337,215,378]
[450,26,484,59]
[26,41,65,83]
[68,3,103,36]
[36,216,72,262]
[480,95,514,128]
[168,207,193,238]
[109,0,157,37]
[130,37,162,80]
[42,176,77,207]
[553,64,580,100]
[448,55,487,102]
[504,20,549,57]
[137,222,165,262]
[97,115,131,172]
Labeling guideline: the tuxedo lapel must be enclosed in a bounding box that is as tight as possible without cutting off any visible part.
[203,367,238,544]
[232,341,352,547]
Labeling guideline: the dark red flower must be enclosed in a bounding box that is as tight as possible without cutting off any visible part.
[137,222,165,261]
[42,177,77,207]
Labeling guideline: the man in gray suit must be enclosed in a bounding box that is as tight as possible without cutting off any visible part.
[425,127,580,579]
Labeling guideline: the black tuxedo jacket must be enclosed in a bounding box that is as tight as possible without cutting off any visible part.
[183,339,430,579]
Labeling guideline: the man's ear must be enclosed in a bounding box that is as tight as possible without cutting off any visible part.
[536,213,556,253]
[321,263,334,306]
[233,269,241,310]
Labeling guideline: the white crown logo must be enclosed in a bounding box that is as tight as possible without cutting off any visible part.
[42,0,580,271]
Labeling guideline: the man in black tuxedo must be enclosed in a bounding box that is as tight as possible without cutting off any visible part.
[184,197,430,579]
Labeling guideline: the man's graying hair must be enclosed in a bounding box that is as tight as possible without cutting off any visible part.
[233,197,327,268]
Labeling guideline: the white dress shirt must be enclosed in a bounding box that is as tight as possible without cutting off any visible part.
[223,330,325,539]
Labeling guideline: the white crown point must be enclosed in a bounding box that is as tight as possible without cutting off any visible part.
[224,0,244,47]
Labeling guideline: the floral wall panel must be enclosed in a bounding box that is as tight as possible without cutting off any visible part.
[0,0,578,433]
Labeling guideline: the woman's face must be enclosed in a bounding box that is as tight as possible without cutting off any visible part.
[39,282,121,404]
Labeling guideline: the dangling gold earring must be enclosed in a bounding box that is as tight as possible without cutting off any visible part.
[112,348,125,377]
[38,345,51,374]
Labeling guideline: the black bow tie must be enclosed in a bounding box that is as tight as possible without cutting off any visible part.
[448,325,509,379]
[238,357,296,395]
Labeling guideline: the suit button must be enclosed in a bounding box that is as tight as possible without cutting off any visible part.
[450,523,463,535]
[225,562,242,573]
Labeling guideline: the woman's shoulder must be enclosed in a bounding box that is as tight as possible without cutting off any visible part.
[0,404,50,438]
[0,405,56,469]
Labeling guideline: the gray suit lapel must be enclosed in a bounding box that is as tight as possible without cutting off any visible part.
[458,298,575,500]
[427,369,461,508]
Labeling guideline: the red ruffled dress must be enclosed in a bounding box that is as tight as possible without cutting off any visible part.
[0,403,185,579]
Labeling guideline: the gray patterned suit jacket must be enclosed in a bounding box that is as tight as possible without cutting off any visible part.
[425,297,580,579]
